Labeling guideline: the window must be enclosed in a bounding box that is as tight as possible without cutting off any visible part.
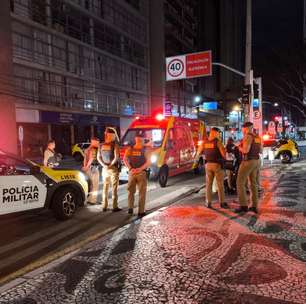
[30,0,47,25]
[122,129,166,147]
[0,156,31,176]
[125,0,140,11]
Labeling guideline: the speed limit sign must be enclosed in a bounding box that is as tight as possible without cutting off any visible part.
[166,55,186,81]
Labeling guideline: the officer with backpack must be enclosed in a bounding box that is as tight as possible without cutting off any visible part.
[98,127,121,212]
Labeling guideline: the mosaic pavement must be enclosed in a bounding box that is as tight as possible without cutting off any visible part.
[0,162,306,303]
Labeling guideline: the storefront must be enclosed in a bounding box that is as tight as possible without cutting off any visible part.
[16,108,120,157]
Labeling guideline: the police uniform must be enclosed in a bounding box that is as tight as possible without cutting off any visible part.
[84,146,100,204]
[202,138,226,208]
[100,142,120,210]
[236,133,261,210]
[126,147,148,215]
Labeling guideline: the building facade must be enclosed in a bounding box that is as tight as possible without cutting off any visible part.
[150,0,199,118]
[5,0,150,156]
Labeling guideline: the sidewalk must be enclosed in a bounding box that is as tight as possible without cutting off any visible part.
[0,163,306,303]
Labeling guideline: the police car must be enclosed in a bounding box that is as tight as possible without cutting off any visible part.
[0,149,88,220]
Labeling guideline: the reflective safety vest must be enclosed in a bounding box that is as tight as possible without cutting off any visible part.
[203,138,223,164]
[100,142,116,165]
[127,147,146,169]
[244,133,261,160]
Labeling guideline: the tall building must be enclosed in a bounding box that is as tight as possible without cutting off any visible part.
[150,0,200,118]
[198,0,246,127]
[3,0,150,155]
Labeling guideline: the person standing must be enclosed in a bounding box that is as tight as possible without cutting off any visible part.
[123,134,150,217]
[83,137,100,205]
[43,139,61,168]
[225,137,241,194]
[98,128,121,212]
[196,127,228,209]
[235,122,261,214]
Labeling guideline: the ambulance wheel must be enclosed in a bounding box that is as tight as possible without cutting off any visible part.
[73,152,83,162]
[280,151,292,164]
[52,187,77,220]
[159,166,168,188]
[194,158,204,175]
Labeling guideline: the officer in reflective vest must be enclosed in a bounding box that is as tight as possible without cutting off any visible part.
[98,128,121,212]
[83,137,100,205]
[235,122,262,214]
[196,127,228,209]
[123,133,150,217]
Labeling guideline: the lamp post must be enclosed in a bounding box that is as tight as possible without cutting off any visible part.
[194,95,202,119]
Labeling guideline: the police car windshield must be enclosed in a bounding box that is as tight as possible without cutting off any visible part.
[122,129,165,147]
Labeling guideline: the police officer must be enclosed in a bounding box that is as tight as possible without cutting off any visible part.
[235,122,262,214]
[83,137,100,205]
[43,139,62,168]
[98,128,121,212]
[197,127,228,209]
[123,134,150,217]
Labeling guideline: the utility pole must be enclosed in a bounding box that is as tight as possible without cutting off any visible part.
[244,0,252,122]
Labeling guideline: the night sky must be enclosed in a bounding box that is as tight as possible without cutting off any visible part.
[253,0,303,66]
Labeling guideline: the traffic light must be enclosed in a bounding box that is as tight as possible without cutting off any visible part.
[242,84,251,104]
[253,82,259,99]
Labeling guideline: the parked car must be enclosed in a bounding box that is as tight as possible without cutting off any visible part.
[273,139,300,163]
[0,149,89,220]
[71,143,90,161]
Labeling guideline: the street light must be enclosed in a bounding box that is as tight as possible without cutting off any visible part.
[274,102,279,107]
[194,96,201,104]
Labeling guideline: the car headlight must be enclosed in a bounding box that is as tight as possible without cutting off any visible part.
[150,154,158,163]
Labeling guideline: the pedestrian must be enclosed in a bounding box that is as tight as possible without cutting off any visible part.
[43,139,61,168]
[83,137,100,205]
[197,127,228,209]
[235,122,261,214]
[123,133,150,217]
[225,137,240,194]
[98,127,121,212]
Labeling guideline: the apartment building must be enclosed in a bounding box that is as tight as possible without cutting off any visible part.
[5,0,150,155]
[150,0,199,118]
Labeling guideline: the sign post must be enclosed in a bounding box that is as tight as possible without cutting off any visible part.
[18,125,24,158]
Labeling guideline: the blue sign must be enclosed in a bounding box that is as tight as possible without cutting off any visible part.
[202,102,218,110]
[253,98,259,109]
[40,111,119,126]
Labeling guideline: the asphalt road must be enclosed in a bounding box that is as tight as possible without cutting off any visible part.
[0,170,203,284]
[1,158,306,303]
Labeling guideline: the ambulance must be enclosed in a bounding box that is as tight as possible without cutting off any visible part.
[0,149,88,220]
[120,114,206,187]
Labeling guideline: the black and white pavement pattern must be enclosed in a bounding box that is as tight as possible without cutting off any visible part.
[1,160,306,303]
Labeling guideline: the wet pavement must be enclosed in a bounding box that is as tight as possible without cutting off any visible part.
[0,160,306,303]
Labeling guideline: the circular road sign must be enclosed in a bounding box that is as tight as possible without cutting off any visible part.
[253,110,261,119]
[167,58,185,78]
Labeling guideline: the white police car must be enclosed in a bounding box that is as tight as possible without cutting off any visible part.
[0,149,88,220]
